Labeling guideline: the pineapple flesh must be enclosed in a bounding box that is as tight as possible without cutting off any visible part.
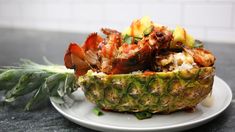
[79,67,215,113]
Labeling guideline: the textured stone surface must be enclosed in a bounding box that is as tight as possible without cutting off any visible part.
[0,28,234,132]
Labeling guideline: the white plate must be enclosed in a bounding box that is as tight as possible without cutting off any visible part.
[51,76,232,132]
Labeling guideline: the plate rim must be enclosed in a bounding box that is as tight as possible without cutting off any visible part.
[51,76,233,131]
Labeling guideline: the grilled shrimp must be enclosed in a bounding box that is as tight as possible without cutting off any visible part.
[183,47,216,67]
[138,26,173,50]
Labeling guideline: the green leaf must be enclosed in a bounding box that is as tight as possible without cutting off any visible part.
[4,97,15,103]
[92,107,103,116]
[44,73,65,95]
[123,34,143,44]
[43,56,54,65]
[135,111,152,120]
[25,84,48,110]
[5,71,50,100]
[0,59,77,110]
[0,69,25,91]
[194,40,204,48]
[57,80,65,97]
[123,35,133,44]
[143,25,153,36]
[50,96,64,104]
[64,74,76,96]
[134,37,142,44]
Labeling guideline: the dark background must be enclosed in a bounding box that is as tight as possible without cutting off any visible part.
[0,28,234,132]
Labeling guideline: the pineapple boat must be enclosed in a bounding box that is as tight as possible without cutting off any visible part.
[0,17,215,116]
[64,17,216,113]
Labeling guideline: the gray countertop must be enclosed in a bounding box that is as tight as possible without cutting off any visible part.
[0,28,234,132]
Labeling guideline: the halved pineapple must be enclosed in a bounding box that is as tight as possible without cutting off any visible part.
[79,67,215,113]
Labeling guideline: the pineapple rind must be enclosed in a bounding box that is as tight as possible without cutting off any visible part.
[79,67,215,113]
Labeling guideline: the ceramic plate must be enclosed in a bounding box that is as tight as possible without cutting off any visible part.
[51,76,232,132]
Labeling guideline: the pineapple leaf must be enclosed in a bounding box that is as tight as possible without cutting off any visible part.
[5,71,51,100]
[50,96,65,104]
[43,56,54,65]
[25,84,48,111]
[0,59,77,110]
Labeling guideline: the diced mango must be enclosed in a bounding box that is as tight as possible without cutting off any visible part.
[140,16,152,31]
[172,26,195,48]
[185,34,195,48]
[173,26,186,44]
[122,16,153,38]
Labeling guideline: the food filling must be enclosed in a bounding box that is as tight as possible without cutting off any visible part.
[64,16,216,76]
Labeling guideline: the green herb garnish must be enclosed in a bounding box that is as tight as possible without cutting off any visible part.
[194,40,204,48]
[123,35,142,44]
[135,111,152,120]
[123,35,133,44]
[93,107,103,116]
[143,25,153,36]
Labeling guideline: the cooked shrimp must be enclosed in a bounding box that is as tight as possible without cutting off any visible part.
[183,47,216,67]
[139,26,173,50]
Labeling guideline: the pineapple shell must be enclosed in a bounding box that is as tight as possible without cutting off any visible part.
[78,67,215,113]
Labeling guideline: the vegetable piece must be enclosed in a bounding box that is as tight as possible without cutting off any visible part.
[143,25,153,36]
[123,35,142,44]
[135,112,152,120]
[173,26,186,44]
[123,35,133,44]
[122,16,153,38]
[185,34,195,48]
[194,40,204,48]
[93,107,103,116]
[172,26,195,48]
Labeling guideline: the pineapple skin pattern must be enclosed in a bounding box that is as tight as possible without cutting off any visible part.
[79,67,215,113]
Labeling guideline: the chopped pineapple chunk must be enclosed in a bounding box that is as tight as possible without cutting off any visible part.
[185,33,195,48]
[122,16,153,38]
[172,26,195,48]
[173,26,186,44]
